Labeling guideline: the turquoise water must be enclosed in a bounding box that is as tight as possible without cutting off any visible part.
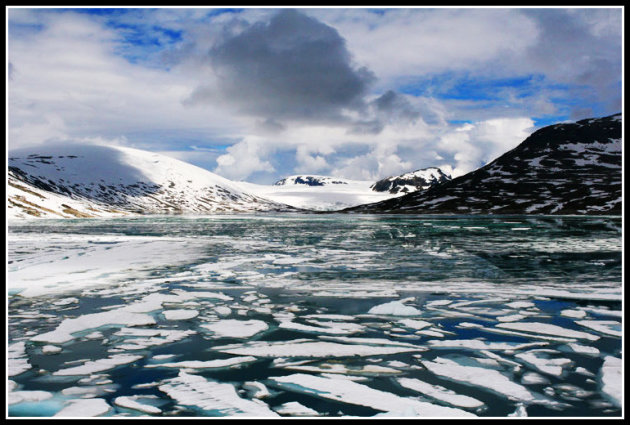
[7,215,623,417]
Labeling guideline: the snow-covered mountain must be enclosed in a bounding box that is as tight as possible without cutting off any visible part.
[8,144,295,219]
[347,113,622,215]
[240,175,400,211]
[274,175,351,186]
[370,167,451,194]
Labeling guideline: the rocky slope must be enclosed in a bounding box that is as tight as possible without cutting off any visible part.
[8,144,295,219]
[370,167,451,194]
[347,113,622,215]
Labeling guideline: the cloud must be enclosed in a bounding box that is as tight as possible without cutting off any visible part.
[214,137,276,181]
[186,9,375,126]
[437,117,535,177]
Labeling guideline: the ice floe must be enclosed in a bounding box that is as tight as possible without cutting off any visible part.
[368,301,421,316]
[8,342,31,376]
[397,377,484,408]
[269,373,475,417]
[213,339,425,358]
[53,354,142,376]
[420,357,536,402]
[9,390,54,405]
[201,319,268,339]
[599,356,622,407]
[278,320,364,335]
[242,381,271,399]
[575,320,621,337]
[114,395,162,414]
[163,309,199,321]
[158,371,279,417]
[495,322,599,341]
[515,350,573,376]
[54,398,112,417]
[273,401,320,416]
[146,356,257,370]
[427,339,546,352]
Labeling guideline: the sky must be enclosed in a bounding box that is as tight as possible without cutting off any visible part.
[7,7,623,184]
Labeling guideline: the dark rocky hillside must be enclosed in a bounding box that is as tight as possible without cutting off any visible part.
[347,114,622,215]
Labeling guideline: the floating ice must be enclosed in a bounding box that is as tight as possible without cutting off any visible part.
[515,351,573,377]
[163,309,199,321]
[53,354,142,376]
[213,339,425,358]
[242,381,271,399]
[278,320,364,335]
[427,339,546,351]
[273,401,320,416]
[8,342,31,376]
[495,322,599,341]
[201,319,268,339]
[214,306,232,317]
[158,371,279,417]
[368,301,421,316]
[575,320,621,337]
[560,309,587,319]
[521,372,549,385]
[269,373,475,417]
[114,396,161,414]
[146,356,257,370]
[565,343,600,356]
[397,377,484,408]
[111,328,195,351]
[398,319,432,330]
[599,356,621,407]
[421,357,536,402]
[54,398,112,417]
[282,362,401,376]
[42,345,62,355]
[9,390,53,405]
[506,301,535,309]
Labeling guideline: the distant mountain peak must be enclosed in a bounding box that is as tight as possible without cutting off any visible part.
[371,167,451,194]
[274,175,350,186]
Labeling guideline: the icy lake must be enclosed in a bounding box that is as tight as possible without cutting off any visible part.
[7,214,623,417]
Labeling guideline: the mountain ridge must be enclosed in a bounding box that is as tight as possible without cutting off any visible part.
[345,113,622,215]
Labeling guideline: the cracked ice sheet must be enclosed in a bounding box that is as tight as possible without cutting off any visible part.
[268,373,475,417]
[31,291,229,344]
[159,371,279,417]
[212,339,425,358]
[8,235,210,298]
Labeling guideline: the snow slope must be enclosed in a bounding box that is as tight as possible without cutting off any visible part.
[8,143,294,219]
[240,176,400,211]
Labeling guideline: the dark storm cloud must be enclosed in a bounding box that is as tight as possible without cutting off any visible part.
[522,9,621,118]
[187,9,376,125]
